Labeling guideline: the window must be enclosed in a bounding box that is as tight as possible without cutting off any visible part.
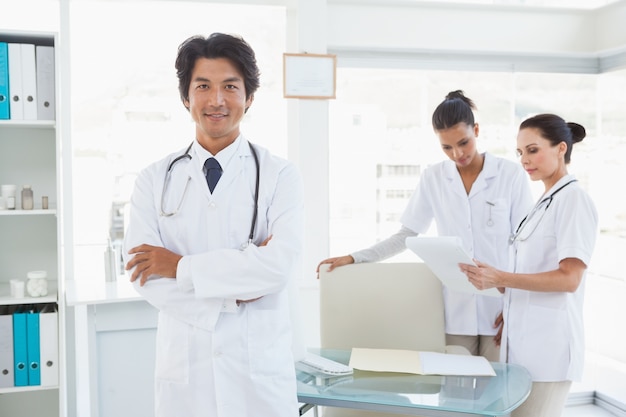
[68,0,287,279]
[329,66,626,398]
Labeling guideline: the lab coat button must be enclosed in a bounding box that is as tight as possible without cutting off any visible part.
[208,202,216,209]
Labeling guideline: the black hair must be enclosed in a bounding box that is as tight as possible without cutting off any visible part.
[175,33,260,107]
[519,113,586,164]
[431,90,476,131]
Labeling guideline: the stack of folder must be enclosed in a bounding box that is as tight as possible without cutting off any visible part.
[0,303,58,388]
[0,41,55,121]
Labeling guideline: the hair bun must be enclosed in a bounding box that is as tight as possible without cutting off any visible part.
[567,122,586,144]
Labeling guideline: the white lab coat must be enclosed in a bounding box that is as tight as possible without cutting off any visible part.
[401,153,533,335]
[503,174,598,382]
[123,136,304,417]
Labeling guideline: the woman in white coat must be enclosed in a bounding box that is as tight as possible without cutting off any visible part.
[123,33,304,417]
[460,113,598,417]
[317,91,533,361]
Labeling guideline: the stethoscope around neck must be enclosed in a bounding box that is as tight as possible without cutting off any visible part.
[160,141,260,249]
[508,179,577,245]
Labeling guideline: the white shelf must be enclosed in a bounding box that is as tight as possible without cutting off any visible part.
[0,385,59,395]
[0,208,57,216]
[0,280,58,305]
[0,119,55,129]
[0,29,63,412]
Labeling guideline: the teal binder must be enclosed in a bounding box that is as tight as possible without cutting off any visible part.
[12,312,28,386]
[0,42,9,119]
[26,311,41,386]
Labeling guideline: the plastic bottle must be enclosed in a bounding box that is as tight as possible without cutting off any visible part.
[21,185,34,210]
[104,239,118,282]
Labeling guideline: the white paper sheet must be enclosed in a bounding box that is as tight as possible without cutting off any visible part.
[405,236,501,297]
[349,348,496,377]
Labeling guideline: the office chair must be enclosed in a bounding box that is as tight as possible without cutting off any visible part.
[318,262,468,417]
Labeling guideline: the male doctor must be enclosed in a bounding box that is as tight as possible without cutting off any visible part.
[123,33,304,417]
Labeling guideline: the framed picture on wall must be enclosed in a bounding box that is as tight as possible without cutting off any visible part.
[283,53,336,99]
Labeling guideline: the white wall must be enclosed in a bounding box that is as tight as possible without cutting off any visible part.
[324,1,626,73]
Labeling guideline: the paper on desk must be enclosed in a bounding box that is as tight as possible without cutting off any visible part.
[349,348,496,377]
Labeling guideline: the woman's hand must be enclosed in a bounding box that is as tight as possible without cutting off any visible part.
[493,311,504,347]
[458,259,502,290]
[316,255,355,277]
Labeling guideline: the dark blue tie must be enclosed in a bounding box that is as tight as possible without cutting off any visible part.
[204,157,222,193]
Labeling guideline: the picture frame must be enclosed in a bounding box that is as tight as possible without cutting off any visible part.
[283,53,336,99]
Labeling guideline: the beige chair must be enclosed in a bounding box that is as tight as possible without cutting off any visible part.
[318,262,467,417]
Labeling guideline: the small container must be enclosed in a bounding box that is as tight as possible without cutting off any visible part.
[1,185,16,210]
[1,184,16,199]
[42,196,49,210]
[26,270,48,297]
[21,185,34,210]
[0,196,5,210]
[10,279,25,298]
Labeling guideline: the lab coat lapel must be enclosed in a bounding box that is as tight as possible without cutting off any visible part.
[444,161,468,199]
[184,157,212,199]
[468,153,496,198]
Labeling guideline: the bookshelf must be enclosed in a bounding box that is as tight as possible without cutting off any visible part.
[0,30,63,417]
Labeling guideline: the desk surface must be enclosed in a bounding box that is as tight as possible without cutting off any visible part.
[297,350,531,417]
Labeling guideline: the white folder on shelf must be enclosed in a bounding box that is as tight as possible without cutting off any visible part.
[36,45,55,120]
[0,312,14,388]
[21,43,38,120]
[8,43,23,120]
[39,308,59,386]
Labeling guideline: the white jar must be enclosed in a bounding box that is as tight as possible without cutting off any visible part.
[26,270,48,297]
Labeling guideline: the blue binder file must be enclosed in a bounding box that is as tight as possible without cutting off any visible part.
[0,42,9,119]
[26,312,41,386]
[12,312,28,386]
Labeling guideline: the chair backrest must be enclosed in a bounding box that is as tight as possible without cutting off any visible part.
[319,262,446,353]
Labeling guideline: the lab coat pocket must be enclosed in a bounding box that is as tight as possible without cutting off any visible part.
[519,304,569,380]
[247,309,291,378]
[155,313,190,383]
[483,198,508,234]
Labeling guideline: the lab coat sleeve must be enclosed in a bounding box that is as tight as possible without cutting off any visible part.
[555,188,598,266]
[123,161,223,331]
[351,226,417,263]
[400,166,436,234]
[179,159,305,301]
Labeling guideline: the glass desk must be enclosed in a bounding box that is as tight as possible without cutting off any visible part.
[297,349,531,417]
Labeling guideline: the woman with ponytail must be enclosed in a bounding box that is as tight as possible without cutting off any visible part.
[318,90,534,362]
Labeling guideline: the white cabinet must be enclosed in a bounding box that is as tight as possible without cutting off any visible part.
[0,30,64,417]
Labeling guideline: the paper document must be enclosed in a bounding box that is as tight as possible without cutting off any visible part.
[349,348,496,377]
[405,236,501,297]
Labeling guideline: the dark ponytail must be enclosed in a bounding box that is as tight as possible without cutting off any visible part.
[432,90,476,131]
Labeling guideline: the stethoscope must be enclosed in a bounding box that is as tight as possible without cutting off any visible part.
[508,179,577,245]
[160,141,260,249]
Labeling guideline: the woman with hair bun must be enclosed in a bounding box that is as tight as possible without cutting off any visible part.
[460,113,598,417]
[318,90,534,362]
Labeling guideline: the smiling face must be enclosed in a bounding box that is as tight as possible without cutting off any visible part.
[437,122,480,169]
[516,127,567,189]
[184,57,254,155]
